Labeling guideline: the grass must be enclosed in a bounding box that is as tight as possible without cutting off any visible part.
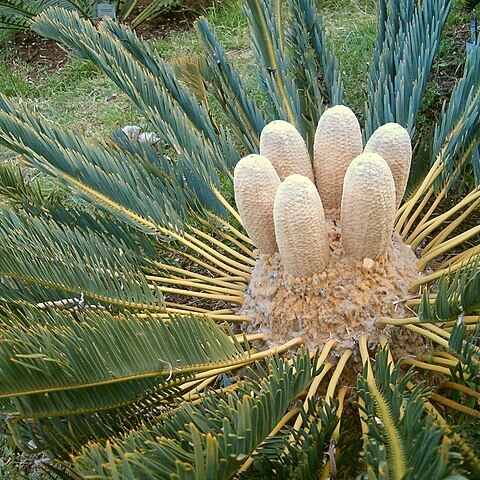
[322,0,377,111]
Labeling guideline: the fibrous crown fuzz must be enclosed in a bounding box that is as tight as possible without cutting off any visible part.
[234,154,280,254]
[260,120,315,182]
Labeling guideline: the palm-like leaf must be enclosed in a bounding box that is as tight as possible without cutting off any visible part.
[365,0,453,137]
[0,208,165,309]
[358,344,454,480]
[66,349,321,479]
[0,0,95,29]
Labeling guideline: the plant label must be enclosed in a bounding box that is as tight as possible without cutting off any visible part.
[97,2,116,19]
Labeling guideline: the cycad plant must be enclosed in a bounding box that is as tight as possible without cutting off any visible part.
[0,0,479,478]
[0,0,184,30]
[0,0,97,29]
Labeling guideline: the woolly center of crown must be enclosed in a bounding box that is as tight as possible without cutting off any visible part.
[240,214,425,358]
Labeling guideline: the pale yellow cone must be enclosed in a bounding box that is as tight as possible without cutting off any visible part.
[274,174,329,277]
[260,120,314,182]
[364,122,412,209]
[314,105,363,210]
[234,154,280,254]
[341,153,396,260]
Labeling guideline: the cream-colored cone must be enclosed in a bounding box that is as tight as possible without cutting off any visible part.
[313,105,363,210]
[234,154,280,254]
[364,122,412,209]
[260,120,314,182]
[274,174,329,277]
[341,153,396,260]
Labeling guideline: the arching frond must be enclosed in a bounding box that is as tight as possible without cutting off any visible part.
[396,42,480,246]
[0,95,228,235]
[419,257,480,322]
[242,0,302,129]
[0,307,256,455]
[0,0,96,29]
[0,207,164,309]
[196,17,266,152]
[358,343,454,480]
[32,9,239,177]
[65,348,317,479]
[287,0,343,148]
[365,0,453,137]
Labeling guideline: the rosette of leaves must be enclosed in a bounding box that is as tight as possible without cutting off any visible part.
[0,0,97,29]
[0,0,477,478]
[0,0,185,30]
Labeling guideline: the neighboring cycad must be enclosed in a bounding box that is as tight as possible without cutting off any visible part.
[234,106,418,349]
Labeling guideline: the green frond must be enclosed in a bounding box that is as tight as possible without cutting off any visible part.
[419,257,480,322]
[0,1,96,29]
[430,40,480,191]
[129,0,180,29]
[0,208,165,309]
[0,162,64,208]
[449,322,480,380]
[0,0,34,29]
[358,348,454,480]
[365,0,453,138]
[196,17,266,151]
[0,95,228,235]
[0,308,246,399]
[286,0,343,147]
[64,348,317,479]
[0,308,252,456]
[32,9,239,176]
[241,399,338,479]
[242,0,302,128]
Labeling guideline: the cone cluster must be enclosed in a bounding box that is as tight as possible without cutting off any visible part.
[234,106,412,277]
